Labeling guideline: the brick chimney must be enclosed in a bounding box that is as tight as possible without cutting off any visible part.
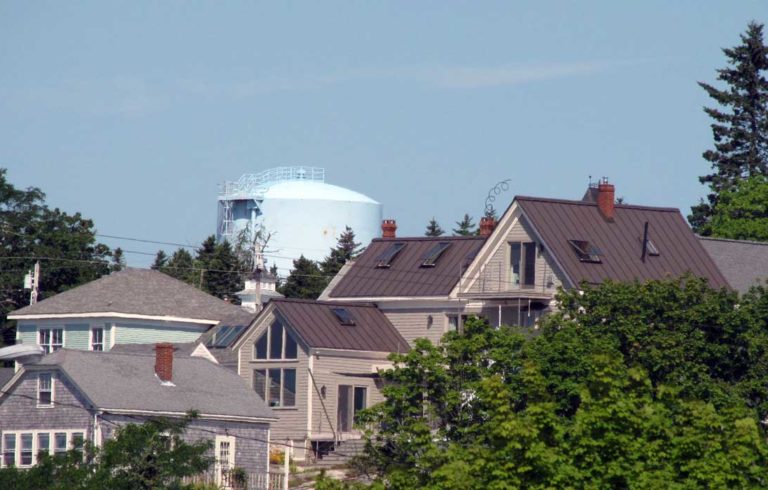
[155,343,174,382]
[381,219,397,239]
[479,217,497,237]
[597,178,615,221]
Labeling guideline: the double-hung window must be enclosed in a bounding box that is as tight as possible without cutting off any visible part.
[1,430,84,467]
[253,368,296,407]
[54,433,68,456]
[91,327,104,351]
[39,329,63,354]
[2,434,15,467]
[19,434,33,466]
[38,373,53,407]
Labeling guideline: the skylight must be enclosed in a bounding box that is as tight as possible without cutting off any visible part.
[211,325,247,348]
[421,242,451,268]
[568,240,603,263]
[375,242,406,268]
[331,308,356,326]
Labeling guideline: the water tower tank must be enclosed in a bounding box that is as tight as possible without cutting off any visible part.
[217,167,382,275]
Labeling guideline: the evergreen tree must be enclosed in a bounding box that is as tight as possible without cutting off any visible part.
[483,205,498,220]
[424,217,445,237]
[151,250,168,270]
[195,236,244,301]
[689,22,768,233]
[280,255,326,299]
[320,226,363,277]
[452,214,476,236]
[110,247,125,272]
[163,248,195,284]
[269,263,281,289]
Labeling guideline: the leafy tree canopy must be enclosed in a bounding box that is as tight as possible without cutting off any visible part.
[351,277,768,489]
[704,175,768,241]
[0,417,212,490]
[0,169,113,346]
[690,21,768,233]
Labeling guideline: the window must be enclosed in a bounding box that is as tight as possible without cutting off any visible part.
[211,325,246,348]
[375,242,406,268]
[37,434,49,458]
[20,434,32,466]
[253,368,296,408]
[91,328,104,351]
[39,329,63,354]
[421,242,451,267]
[38,373,53,407]
[254,320,298,360]
[510,242,537,287]
[331,308,355,326]
[568,240,603,263]
[3,434,15,467]
[447,314,470,332]
[54,433,67,455]
[215,435,236,487]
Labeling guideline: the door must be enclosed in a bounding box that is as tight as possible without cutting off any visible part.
[215,436,235,488]
[337,385,367,433]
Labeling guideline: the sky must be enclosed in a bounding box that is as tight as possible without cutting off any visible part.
[0,1,766,270]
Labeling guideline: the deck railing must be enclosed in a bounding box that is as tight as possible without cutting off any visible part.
[184,469,285,489]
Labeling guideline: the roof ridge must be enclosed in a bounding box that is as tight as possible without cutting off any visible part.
[371,236,486,242]
[273,297,377,308]
[515,195,680,212]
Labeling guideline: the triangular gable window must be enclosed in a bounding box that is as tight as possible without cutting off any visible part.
[254,319,298,359]
[421,242,451,268]
[375,242,406,268]
[568,240,602,263]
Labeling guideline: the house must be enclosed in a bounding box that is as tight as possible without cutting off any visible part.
[0,344,276,482]
[699,237,768,294]
[321,180,730,343]
[8,268,253,355]
[231,298,408,461]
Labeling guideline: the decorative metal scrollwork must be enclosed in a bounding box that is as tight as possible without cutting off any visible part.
[485,179,511,215]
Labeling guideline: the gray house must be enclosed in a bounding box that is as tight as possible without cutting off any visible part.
[9,268,254,357]
[232,298,408,461]
[0,344,276,482]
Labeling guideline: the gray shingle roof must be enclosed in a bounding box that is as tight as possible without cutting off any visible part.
[699,237,768,294]
[0,368,14,389]
[10,268,248,323]
[270,298,409,353]
[31,349,275,420]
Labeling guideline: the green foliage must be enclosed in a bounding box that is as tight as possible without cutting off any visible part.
[355,278,768,489]
[690,22,768,233]
[0,168,113,346]
[452,214,476,236]
[0,417,212,490]
[424,218,444,237]
[110,247,126,272]
[704,175,768,240]
[320,226,363,277]
[152,250,169,270]
[279,255,326,299]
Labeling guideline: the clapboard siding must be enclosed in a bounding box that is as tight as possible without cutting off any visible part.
[468,217,563,294]
[64,324,89,350]
[113,323,204,344]
[381,310,444,347]
[310,355,386,437]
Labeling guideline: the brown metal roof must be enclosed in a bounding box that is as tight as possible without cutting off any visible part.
[328,236,486,298]
[516,197,730,288]
[271,298,409,353]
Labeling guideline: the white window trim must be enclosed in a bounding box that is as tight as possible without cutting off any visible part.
[89,326,105,351]
[37,372,54,408]
[37,327,65,354]
[214,435,236,486]
[253,368,297,409]
[0,429,85,467]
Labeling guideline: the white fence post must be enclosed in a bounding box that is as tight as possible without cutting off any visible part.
[283,439,291,490]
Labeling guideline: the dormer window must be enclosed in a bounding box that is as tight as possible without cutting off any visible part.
[568,240,603,263]
[331,308,356,326]
[421,242,451,268]
[375,242,406,268]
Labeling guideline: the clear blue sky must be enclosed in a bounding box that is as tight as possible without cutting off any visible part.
[1,1,765,270]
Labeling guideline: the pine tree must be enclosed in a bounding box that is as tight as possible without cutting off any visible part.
[110,247,125,272]
[689,22,768,233]
[425,218,445,237]
[195,236,244,300]
[320,226,363,277]
[151,250,168,270]
[164,249,195,284]
[453,214,476,236]
[280,255,326,299]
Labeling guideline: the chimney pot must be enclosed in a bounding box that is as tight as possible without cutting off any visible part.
[155,343,174,382]
[381,219,397,239]
[479,217,497,237]
[597,179,615,221]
